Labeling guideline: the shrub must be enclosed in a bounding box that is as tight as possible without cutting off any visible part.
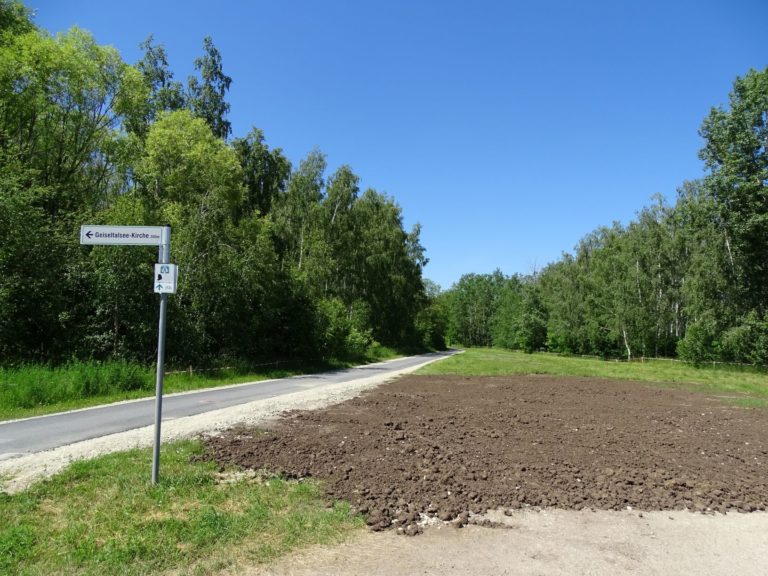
[677,315,718,365]
[720,312,768,366]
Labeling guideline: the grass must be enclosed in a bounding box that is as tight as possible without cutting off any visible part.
[0,440,364,575]
[0,346,404,421]
[0,361,324,421]
[418,348,768,404]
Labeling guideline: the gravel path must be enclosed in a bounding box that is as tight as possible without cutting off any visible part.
[247,509,768,576]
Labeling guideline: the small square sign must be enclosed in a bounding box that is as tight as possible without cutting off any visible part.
[154,263,178,294]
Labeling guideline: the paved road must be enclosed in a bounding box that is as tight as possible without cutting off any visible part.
[0,351,454,458]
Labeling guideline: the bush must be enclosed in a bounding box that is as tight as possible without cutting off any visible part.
[720,312,768,365]
[677,315,718,365]
[345,327,373,359]
[315,298,373,360]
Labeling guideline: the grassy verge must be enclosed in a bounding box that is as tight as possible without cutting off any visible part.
[0,346,404,421]
[0,362,324,421]
[0,440,363,575]
[418,348,768,403]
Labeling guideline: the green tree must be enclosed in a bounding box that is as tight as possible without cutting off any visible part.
[0,21,147,362]
[130,34,185,135]
[517,282,548,353]
[447,271,505,347]
[137,109,242,212]
[187,36,232,140]
[699,68,768,316]
[136,110,245,361]
[492,275,522,349]
[415,279,448,350]
[232,127,291,217]
[0,161,69,361]
[672,181,735,362]
[318,165,360,301]
[0,0,34,37]
[0,26,146,214]
[272,149,326,274]
[351,189,427,345]
[539,256,589,354]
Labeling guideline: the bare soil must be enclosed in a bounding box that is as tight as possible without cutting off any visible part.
[202,375,768,535]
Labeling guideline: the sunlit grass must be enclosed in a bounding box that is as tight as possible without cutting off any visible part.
[418,348,768,404]
[0,440,363,575]
[0,362,323,421]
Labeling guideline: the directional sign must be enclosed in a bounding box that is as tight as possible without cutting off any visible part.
[154,263,178,294]
[80,225,164,246]
[80,222,174,484]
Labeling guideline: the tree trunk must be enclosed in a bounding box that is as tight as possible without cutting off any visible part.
[622,327,632,361]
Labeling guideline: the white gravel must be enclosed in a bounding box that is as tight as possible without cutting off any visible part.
[0,357,443,494]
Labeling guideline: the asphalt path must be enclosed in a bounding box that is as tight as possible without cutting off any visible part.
[0,351,454,458]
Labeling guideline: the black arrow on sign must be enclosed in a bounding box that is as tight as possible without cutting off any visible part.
[86,230,93,239]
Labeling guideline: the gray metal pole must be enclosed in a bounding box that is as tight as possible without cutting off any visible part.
[151,225,171,485]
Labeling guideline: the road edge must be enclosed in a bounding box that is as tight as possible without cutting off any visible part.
[0,351,454,494]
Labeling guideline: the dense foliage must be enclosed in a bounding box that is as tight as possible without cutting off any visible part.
[444,67,768,365]
[0,2,439,366]
[2,1,764,369]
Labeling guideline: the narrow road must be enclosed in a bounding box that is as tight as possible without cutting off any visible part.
[0,351,454,458]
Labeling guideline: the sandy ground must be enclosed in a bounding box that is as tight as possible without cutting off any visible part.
[246,508,768,576]
[0,356,445,493]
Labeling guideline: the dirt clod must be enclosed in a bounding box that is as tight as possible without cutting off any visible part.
[201,375,768,535]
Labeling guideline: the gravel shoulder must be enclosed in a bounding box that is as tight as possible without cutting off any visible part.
[0,355,448,493]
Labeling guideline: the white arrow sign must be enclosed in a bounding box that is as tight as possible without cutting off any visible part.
[80,225,164,246]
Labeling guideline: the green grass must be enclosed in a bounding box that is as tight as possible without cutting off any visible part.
[0,440,363,575]
[0,346,404,421]
[0,362,327,421]
[419,348,768,403]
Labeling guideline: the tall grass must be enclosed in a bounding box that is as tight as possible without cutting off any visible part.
[0,344,406,421]
[0,360,308,420]
[0,361,150,411]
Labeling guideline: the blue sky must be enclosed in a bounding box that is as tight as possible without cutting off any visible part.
[30,0,766,289]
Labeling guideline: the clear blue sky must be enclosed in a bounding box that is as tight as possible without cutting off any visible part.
[30,0,766,289]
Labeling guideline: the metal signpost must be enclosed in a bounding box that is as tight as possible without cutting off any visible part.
[80,224,176,484]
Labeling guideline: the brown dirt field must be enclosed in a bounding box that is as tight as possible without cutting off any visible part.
[201,374,768,535]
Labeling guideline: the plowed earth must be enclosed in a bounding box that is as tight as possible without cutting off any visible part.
[201,375,768,535]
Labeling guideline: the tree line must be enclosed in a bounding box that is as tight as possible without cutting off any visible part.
[443,67,768,366]
[0,1,445,367]
[2,0,764,369]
